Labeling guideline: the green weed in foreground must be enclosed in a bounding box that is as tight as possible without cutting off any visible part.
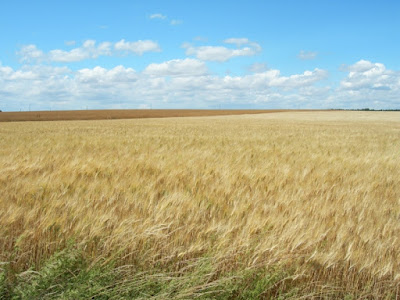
[0,245,309,300]
[0,247,116,299]
[2,243,389,299]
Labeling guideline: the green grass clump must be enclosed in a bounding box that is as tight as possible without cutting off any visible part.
[1,245,310,299]
[0,246,117,299]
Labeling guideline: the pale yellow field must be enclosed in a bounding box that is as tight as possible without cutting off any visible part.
[1,111,400,296]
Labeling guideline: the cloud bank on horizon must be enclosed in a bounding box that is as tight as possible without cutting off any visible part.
[0,1,399,111]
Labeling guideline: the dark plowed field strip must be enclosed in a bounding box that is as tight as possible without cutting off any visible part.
[0,109,323,122]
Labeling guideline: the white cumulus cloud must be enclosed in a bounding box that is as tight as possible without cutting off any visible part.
[18,39,161,63]
[144,58,208,76]
[3,56,400,111]
[48,41,112,62]
[77,65,137,85]
[114,39,161,55]
[183,38,261,62]
[330,60,400,109]
[340,60,397,90]
[0,59,332,111]
[18,45,45,62]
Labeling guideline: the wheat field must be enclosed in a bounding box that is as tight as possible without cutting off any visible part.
[1,111,400,298]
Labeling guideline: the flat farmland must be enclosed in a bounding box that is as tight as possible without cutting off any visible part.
[0,109,295,122]
[1,111,400,298]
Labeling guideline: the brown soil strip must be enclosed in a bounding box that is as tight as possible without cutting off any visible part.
[0,109,324,122]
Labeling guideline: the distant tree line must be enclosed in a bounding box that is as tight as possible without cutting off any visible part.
[329,108,400,111]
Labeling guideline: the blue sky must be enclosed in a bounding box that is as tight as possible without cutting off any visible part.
[1,0,400,111]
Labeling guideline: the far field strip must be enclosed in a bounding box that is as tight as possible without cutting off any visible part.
[0,109,322,122]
